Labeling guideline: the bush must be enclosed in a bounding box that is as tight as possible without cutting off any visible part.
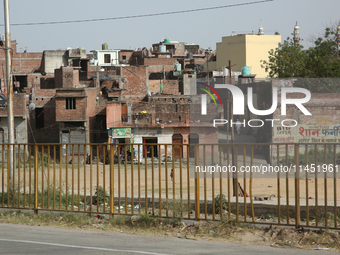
[215,194,228,214]
[161,199,187,218]
[93,186,108,205]
[137,213,155,227]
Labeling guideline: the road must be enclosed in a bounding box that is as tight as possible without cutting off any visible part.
[0,223,337,255]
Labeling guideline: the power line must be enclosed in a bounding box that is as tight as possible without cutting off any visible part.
[0,0,273,27]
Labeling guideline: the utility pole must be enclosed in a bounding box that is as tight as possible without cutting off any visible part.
[229,60,237,197]
[4,0,14,179]
[207,56,209,86]
[337,22,340,56]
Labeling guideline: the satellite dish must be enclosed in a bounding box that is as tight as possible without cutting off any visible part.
[121,77,128,83]
[29,103,36,111]
[13,67,18,72]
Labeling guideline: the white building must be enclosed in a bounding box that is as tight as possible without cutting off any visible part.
[90,44,120,66]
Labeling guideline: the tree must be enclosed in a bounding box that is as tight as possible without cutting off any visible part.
[261,38,307,78]
[304,27,340,78]
[261,26,340,79]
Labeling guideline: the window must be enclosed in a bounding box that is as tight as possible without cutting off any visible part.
[65,97,76,110]
[122,55,126,60]
[35,108,44,129]
[0,128,3,144]
[104,54,110,64]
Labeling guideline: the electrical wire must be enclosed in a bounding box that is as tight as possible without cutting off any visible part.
[0,0,273,27]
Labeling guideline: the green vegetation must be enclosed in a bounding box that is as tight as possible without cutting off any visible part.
[93,186,109,205]
[161,199,187,218]
[261,25,340,81]
[214,194,228,214]
[0,183,84,210]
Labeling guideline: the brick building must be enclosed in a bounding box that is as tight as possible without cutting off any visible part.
[100,38,221,160]
[0,93,28,161]
[0,40,43,92]
[0,38,218,159]
[30,47,91,143]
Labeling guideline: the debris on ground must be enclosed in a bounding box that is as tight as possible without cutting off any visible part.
[0,210,338,252]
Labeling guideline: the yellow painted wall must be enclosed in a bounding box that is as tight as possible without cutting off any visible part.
[214,34,281,78]
[216,35,246,73]
[245,35,281,78]
[203,60,216,72]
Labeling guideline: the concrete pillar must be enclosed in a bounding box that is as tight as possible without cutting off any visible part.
[127,101,132,124]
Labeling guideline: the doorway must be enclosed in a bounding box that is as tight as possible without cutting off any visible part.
[189,133,199,158]
[143,137,158,158]
[172,134,183,159]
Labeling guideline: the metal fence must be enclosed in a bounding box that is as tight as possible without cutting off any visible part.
[0,143,339,230]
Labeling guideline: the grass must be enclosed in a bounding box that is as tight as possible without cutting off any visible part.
[312,209,340,228]
[0,183,85,210]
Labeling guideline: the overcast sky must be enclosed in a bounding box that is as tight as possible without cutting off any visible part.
[1,0,339,53]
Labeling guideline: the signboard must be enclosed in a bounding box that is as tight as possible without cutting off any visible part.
[272,124,340,163]
[296,125,340,143]
[272,126,295,158]
[273,124,340,144]
[112,128,131,138]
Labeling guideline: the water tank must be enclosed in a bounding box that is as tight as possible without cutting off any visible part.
[159,45,166,53]
[164,37,170,43]
[223,67,229,77]
[102,43,108,50]
[241,66,251,75]
[187,52,193,59]
[175,63,181,71]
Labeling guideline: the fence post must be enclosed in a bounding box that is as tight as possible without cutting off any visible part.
[34,144,38,214]
[194,145,200,220]
[294,143,300,228]
[109,145,114,216]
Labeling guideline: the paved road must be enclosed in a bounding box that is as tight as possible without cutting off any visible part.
[0,223,337,255]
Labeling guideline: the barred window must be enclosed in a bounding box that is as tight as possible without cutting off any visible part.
[65,97,76,110]
[104,54,110,63]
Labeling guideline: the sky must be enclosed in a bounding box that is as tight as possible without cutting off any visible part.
[0,0,339,53]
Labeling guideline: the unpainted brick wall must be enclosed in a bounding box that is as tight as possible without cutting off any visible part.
[55,97,86,121]
[161,80,179,95]
[0,94,26,116]
[0,40,42,85]
[121,66,147,96]
[119,51,134,63]
[143,58,176,66]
